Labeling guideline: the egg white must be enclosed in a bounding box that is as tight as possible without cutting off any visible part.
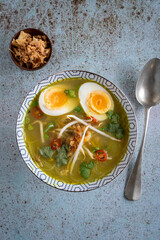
[78,82,114,121]
[39,84,79,116]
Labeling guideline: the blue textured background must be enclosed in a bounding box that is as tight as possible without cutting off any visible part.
[0,0,160,239]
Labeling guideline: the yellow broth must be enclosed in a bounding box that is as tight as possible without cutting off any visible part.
[23,78,129,184]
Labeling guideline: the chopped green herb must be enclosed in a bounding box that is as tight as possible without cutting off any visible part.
[65,144,69,152]
[99,124,124,139]
[98,126,108,132]
[24,116,30,124]
[64,89,76,98]
[44,133,49,140]
[106,110,114,119]
[105,110,124,138]
[39,146,54,158]
[106,110,120,123]
[32,100,38,107]
[115,128,124,139]
[64,90,69,95]
[80,161,95,179]
[74,106,82,112]
[75,85,80,90]
[106,123,121,133]
[55,143,69,167]
[106,123,124,139]
[43,123,54,140]
[82,162,94,170]
[28,124,34,131]
[111,113,120,123]
[44,123,54,133]
[92,147,100,153]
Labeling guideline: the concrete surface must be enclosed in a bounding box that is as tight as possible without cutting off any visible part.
[0,0,160,240]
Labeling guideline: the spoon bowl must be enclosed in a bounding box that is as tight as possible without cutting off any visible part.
[125,58,160,201]
[136,58,160,107]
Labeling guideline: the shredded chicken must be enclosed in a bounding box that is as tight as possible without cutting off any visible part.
[58,120,78,138]
[84,131,91,143]
[10,31,51,69]
[32,120,45,143]
[66,123,91,157]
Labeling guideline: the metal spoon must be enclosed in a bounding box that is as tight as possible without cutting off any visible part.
[124,58,160,201]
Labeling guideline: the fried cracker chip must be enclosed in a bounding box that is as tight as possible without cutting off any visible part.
[10,31,51,69]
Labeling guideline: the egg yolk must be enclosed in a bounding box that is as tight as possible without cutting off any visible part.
[44,89,68,110]
[87,90,111,114]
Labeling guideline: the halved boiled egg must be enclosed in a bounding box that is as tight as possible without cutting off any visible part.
[79,82,114,121]
[39,84,78,116]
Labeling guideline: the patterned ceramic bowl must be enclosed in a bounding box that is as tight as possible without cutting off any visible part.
[16,70,137,191]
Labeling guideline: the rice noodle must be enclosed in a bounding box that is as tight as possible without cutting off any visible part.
[83,146,95,159]
[70,125,89,174]
[32,120,44,143]
[84,119,92,122]
[80,147,86,160]
[58,120,78,138]
[35,154,43,167]
[97,122,103,127]
[67,115,120,142]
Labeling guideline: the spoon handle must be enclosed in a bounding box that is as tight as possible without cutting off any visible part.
[124,107,151,201]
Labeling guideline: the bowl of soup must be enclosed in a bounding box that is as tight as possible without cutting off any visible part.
[16,70,137,191]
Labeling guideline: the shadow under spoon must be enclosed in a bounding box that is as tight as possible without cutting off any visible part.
[124,58,160,201]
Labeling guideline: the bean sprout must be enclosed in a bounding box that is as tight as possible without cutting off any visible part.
[70,125,89,173]
[67,115,120,142]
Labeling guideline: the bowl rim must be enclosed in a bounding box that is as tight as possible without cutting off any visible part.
[16,70,137,192]
[9,28,52,71]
